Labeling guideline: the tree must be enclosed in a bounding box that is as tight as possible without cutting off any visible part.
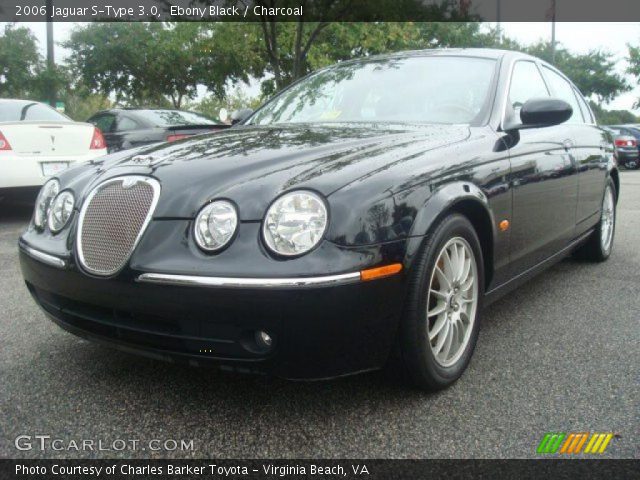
[627,43,640,108]
[63,22,248,108]
[189,88,263,121]
[589,101,640,125]
[192,1,478,95]
[524,42,629,104]
[0,25,42,98]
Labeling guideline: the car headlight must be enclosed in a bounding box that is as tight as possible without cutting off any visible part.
[263,190,328,256]
[34,179,60,228]
[194,200,238,251]
[47,191,75,233]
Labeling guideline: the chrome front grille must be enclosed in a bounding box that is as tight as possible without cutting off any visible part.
[77,176,160,276]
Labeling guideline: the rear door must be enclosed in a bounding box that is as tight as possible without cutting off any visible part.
[506,60,579,274]
[541,66,607,234]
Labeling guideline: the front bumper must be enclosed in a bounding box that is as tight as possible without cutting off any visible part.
[19,243,406,380]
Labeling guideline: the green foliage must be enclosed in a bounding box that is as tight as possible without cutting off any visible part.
[62,86,113,122]
[0,25,43,98]
[63,22,248,108]
[628,44,640,77]
[627,44,640,108]
[222,21,499,96]
[197,23,264,94]
[589,101,640,125]
[188,88,263,121]
[32,19,638,122]
[218,0,480,95]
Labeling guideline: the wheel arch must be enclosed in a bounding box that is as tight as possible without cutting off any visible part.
[610,167,620,203]
[408,182,496,289]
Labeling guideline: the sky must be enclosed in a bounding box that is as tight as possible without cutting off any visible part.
[8,21,640,112]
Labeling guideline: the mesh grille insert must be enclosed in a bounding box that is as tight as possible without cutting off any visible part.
[78,177,159,276]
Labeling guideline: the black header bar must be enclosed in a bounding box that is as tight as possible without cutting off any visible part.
[1,0,640,22]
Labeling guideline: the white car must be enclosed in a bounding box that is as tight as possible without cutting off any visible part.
[0,99,107,193]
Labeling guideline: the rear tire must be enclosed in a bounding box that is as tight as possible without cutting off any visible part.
[575,178,616,262]
[399,214,484,391]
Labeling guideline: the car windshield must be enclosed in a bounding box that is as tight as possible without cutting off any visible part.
[251,56,497,126]
[135,110,218,127]
[0,101,70,122]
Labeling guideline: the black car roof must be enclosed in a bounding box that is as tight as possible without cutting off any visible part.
[336,48,531,66]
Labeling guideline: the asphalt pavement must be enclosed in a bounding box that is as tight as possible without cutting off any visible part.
[1,173,638,459]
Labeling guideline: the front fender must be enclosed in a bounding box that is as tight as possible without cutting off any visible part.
[409,181,494,238]
[328,179,496,269]
[403,181,497,277]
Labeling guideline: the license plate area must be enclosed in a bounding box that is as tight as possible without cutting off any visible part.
[40,162,70,177]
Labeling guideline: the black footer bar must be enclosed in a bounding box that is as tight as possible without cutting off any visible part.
[2,459,639,479]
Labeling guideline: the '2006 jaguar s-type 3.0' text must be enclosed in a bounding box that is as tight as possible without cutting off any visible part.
[19,49,618,390]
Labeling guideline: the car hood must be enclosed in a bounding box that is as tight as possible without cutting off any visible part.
[90,123,470,219]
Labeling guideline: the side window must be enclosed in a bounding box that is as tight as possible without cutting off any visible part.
[91,114,115,133]
[541,66,584,124]
[573,89,594,123]
[115,116,140,132]
[508,61,549,112]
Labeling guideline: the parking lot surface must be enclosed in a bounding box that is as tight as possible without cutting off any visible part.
[1,173,638,459]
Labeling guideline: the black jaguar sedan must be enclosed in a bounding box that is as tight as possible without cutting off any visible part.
[19,49,618,390]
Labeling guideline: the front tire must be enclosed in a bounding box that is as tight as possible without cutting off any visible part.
[575,178,616,262]
[399,214,484,391]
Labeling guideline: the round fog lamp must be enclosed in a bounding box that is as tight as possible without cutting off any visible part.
[255,331,273,348]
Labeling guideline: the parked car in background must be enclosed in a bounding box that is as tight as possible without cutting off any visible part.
[87,109,228,153]
[603,125,639,169]
[0,99,107,199]
[20,49,619,390]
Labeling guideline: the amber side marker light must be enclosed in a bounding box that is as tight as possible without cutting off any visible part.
[360,263,403,281]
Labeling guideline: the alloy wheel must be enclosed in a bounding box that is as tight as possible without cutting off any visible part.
[600,184,615,253]
[426,237,479,367]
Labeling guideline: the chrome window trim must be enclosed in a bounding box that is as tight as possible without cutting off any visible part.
[136,272,361,289]
[76,175,161,277]
[21,245,66,269]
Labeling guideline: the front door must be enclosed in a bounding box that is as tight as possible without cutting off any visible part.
[505,60,579,275]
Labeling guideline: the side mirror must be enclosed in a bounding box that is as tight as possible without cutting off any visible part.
[230,108,254,125]
[504,97,572,132]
